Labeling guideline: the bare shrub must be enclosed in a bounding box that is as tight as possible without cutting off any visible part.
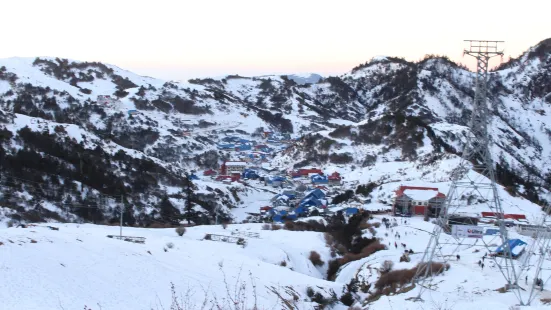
[204,234,212,240]
[279,260,287,267]
[381,260,394,273]
[149,222,172,228]
[375,262,450,292]
[327,259,342,280]
[309,251,324,266]
[166,242,174,249]
[359,220,372,230]
[361,240,386,256]
[271,223,282,230]
[359,218,377,236]
[284,220,326,232]
[283,221,295,230]
[261,223,271,230]
[222,222,228,229]
[6,220,14,228]
[373,222,381,228]
[340,292,354,306]
[175,226,186,236]
[306,286,315,298]
[375,268,416,291]
[416,262,450,276]
[340,241,386,268]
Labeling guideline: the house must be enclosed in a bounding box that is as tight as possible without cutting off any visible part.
[448,215,478,226]
[222,136,240,143]
[97,95,119,105]
[217,144,235,150]
[481,211,503,219]
[315,185,329,192]
[281,190,298,200]
[215,175,240,182]
[299,197,324,209]
[203,169,217,176]
[504,214,527,221]
[220,161,247,175]
[328,172,342,186]
[298,168,323,176]
[272,196,292,209]
[311,174,329,185]
[235,144,252,152]
[517,224,551,238]
[265,176,287,187]
[242,169,259,179]
[303,188,326,201]
[260,206,272,214]
[345,207,360,216]
[481,212,527,221]
[393,185,446,216]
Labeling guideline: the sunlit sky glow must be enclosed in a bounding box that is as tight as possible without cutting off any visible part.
[2,0,550,81]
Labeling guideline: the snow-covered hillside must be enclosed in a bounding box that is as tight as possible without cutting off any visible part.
[0,223,340,310]
[1,38,551,309]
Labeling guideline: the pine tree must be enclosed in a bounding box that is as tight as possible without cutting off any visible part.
[183,172,195,224]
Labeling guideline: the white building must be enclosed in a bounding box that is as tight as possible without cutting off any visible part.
[223,161,247,174]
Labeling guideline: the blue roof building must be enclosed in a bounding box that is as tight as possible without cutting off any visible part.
[311,175,329,184]
[345,207,359,215]
[217,143,235,149]
[304,188,325,201]
[236,144,252,151]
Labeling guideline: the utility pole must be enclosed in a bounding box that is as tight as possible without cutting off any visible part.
[412,41,525,304]
[119,193,124,238]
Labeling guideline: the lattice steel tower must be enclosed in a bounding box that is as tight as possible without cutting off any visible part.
[411,40,527,305]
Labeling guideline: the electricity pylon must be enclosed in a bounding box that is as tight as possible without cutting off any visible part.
[412,40,526,305]
[518,202,551,305]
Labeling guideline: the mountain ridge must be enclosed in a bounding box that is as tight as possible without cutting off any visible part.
[0,38,550,225]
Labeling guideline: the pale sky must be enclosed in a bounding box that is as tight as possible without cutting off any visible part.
[2,0,550,81]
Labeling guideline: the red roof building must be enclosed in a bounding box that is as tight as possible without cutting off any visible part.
[393,185,446,216]
[297,168,323,176]
[203,169,217,176]
[220,161,247,175]
[328,172,342,186]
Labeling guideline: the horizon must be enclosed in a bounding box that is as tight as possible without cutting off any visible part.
[2,0,550,81]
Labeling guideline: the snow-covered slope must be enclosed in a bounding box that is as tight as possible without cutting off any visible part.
[0,223,340,310]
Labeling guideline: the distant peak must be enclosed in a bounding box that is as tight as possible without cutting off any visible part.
[285,73,323,85]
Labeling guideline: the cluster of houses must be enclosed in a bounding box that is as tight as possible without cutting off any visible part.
[261,187,360,222]
[216,132,298,165]
[258,168,353,222]
[201,159,351,222]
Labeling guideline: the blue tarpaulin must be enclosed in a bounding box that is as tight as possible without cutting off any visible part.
[494,239,527,258]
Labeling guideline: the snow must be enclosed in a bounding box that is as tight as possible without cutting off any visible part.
[0,223,341,310]
[403,189,439,201]
[225,161,247,166]
[371,56,388,62]
[0,80,11,94]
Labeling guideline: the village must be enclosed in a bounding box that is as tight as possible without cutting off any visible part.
[191,130,544,264]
